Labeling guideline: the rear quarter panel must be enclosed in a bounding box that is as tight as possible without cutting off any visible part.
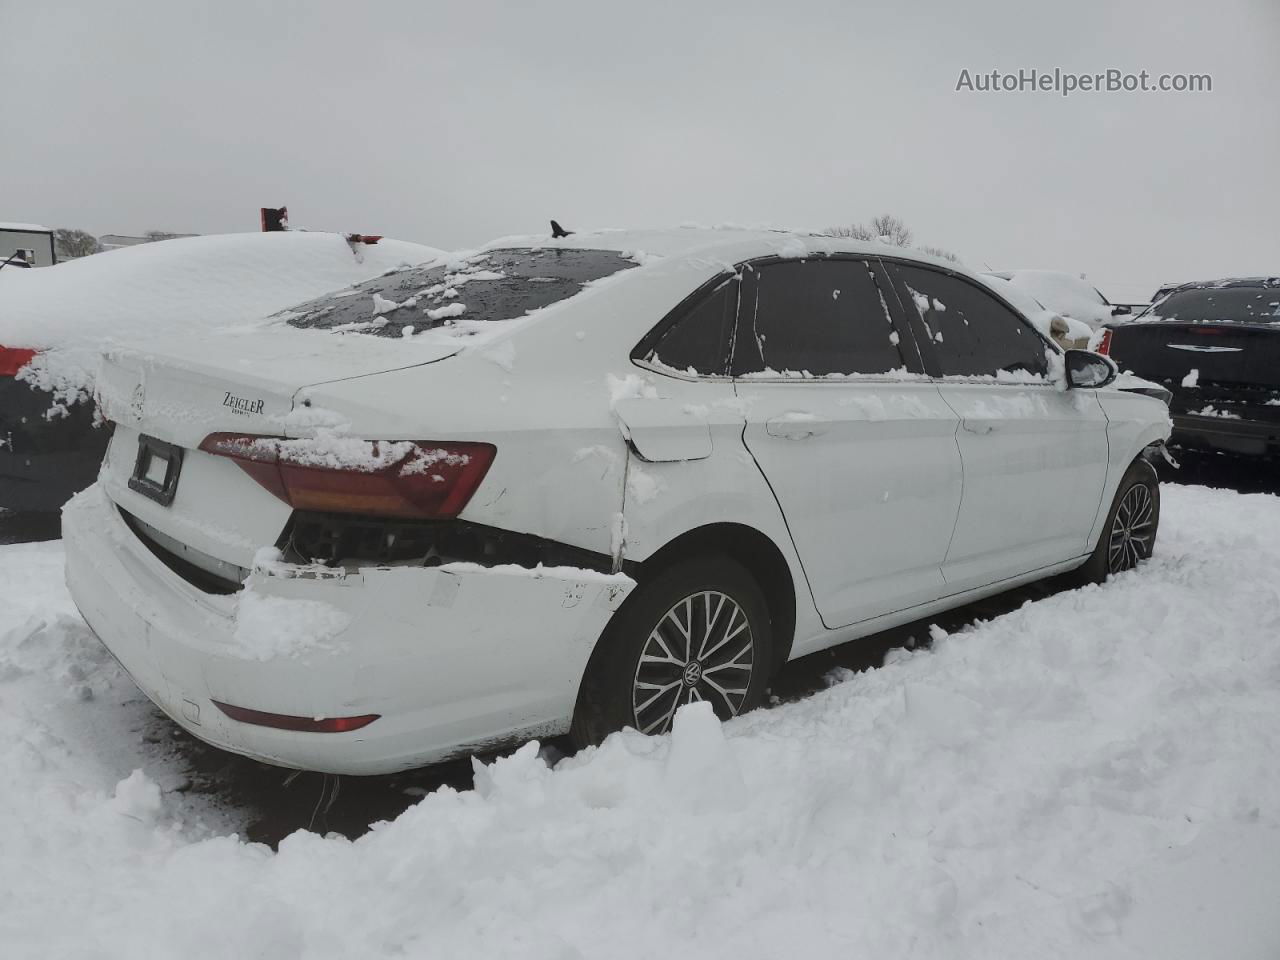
[291,261,728,560]
[297,260,823,651]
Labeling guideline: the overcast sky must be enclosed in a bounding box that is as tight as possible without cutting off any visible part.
[2,0,1276,301]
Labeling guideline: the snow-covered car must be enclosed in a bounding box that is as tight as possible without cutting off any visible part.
[989,269,1131,333]
[981,274,1094,349]
[0,232,444,512]
[1098,277,1280,457]
[63,227,1171,775]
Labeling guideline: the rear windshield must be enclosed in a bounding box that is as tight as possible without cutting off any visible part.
[1152,288,1280,324]
[281,247,637,337]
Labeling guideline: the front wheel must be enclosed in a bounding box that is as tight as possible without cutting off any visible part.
[570,556,773,748]
[1075,458,1161,583]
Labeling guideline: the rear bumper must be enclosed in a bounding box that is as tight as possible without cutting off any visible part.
[63,484,633,774]
[0,380,108,511]
[1171,414,1280,457]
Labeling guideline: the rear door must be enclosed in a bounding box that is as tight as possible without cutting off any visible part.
[881,260,1110,590]
[732,256,963,629]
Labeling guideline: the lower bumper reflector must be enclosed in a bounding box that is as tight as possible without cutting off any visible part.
[211,700,380,733]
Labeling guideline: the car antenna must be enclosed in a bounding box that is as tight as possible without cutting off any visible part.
[550,219,573,239]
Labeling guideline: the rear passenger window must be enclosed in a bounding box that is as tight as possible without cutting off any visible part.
[888,264,1049,378]
[733,259,906,376]
[649,277,736,376]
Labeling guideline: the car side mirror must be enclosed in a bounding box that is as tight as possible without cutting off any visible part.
[1111,304,1132,316]
[1065,349,1118,389]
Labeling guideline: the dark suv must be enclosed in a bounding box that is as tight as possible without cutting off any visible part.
[1098,277,1280,457]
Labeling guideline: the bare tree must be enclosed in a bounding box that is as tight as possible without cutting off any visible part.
[144,230,180,242]
[868,214,912,247]
[823,214,959,262]
[823,222,878,241]
[54,228,101,260]
[918,244,960,263]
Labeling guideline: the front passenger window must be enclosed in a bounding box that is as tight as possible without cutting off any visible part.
[888,264,1050,378]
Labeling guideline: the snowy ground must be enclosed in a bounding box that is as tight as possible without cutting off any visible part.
[3,479,1280,958]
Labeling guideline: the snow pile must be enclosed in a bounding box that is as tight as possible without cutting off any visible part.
[0,232,444,403]
[4,484,1280,957]
[1190,405,1241,419]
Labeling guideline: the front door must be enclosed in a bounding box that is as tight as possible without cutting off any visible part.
[881,260,1110,590]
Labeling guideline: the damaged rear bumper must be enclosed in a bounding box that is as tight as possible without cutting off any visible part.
[63,484,633,775]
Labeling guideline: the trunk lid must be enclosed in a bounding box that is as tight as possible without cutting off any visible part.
[96,327,460,576]
[97,327,461,446]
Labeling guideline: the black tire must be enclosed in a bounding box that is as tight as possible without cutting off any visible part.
[570,556,774,748]
[1074,458,1161,584]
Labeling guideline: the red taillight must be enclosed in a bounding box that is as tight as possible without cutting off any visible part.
[1095,329,1113,355]
[211,700,379,733]
[0,346,38,377]
[199,433,496,519]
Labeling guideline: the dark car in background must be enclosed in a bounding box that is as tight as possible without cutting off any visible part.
[0,356,106,512]
[1098,277,1280,458]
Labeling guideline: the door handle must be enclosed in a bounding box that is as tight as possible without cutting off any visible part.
[766,416,829,440]
[961,421,995,435]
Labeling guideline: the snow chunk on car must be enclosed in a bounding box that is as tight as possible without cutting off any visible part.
[232,591,351,661]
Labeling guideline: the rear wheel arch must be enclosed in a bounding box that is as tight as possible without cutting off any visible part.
[633,522,797,671]
[571,544,782,748]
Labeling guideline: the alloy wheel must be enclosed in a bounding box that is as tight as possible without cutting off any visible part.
[631,590,755,735]
[1108,482,1155,574]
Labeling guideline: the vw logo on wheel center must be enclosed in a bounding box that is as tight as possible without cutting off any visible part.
[682,661,703,686]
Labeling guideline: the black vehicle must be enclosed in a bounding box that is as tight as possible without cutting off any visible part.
[1098,277,1280,457]
[0,357,108,512]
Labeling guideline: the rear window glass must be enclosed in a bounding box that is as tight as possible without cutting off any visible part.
[648,277,737,376]
[1152,288,1280,323]
[281,248,637,337]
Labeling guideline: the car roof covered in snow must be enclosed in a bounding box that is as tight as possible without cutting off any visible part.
[479,225,965,272]
[466,226,1070,346]
[984,269,1116,328]
[1169,276,1280,290]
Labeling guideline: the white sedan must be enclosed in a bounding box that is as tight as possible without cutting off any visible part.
[63,228,1170,774]
[989,269,1132,329]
